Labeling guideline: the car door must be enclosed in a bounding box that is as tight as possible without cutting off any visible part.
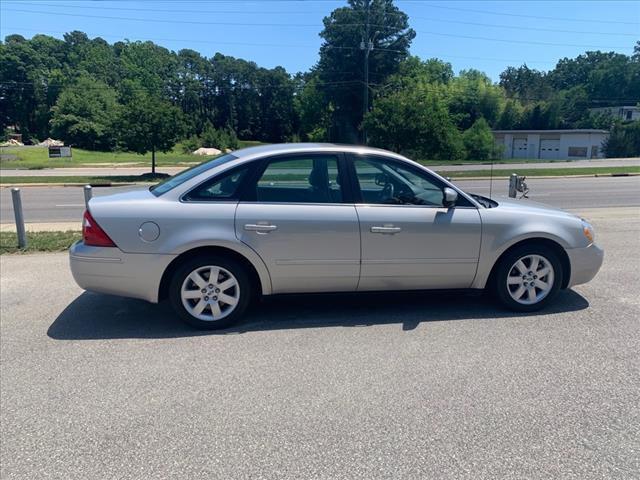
[235,153,360,294]
[349,154,482,291]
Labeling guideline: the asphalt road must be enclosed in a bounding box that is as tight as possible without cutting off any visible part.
[1,157,638,176]
[1,176,639,224]
[1,207,639,479]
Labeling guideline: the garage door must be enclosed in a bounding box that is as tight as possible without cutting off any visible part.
[539,139,560,159]
[512,138,528,158]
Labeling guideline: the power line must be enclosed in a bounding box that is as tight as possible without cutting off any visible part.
[1,7,632,49]
[1,26,406,54]
[8,1,636,37]
[2,27,558,65]
[402,1,640,26]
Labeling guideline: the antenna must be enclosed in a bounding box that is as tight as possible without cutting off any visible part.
[489,159,494,199]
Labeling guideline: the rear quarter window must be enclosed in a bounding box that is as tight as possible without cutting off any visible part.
[150,153,237,196]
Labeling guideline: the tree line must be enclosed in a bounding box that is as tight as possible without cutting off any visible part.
[1,0,639,161]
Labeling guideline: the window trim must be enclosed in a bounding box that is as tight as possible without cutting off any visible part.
[239,151,353,204]
[345,153,477,209]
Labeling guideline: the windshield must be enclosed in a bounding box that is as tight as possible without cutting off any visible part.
[150,153,237,196]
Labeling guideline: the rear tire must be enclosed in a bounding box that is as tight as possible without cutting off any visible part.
[169,254,252,329]
[492,244,563,312]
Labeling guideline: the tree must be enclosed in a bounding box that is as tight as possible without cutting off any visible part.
[497,99,524,129]
[447,70,505,130]
[50,76,119,150]
[295,72,331,141]
[364,85,464,160]
[499,65,551,101]
[117,89,186,173]
[604,120,640,158]
[462,118,498,161]
[390,56,454,87]
[0,35,52,140]
[317,0,415,142]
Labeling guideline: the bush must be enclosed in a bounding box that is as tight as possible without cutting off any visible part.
[200,123,239,150]
[604,121,640,158]
[462,118,499,161]
[181,135,201,153]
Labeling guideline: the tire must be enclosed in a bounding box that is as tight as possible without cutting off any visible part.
[169,254,252,329]
[492,244,563,312]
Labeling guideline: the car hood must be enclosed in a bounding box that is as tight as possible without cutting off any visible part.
[491,196,579,219]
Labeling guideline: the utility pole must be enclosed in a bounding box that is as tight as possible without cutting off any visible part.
[360,0,372,145]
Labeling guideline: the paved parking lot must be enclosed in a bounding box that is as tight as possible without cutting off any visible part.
[1,207,639,479]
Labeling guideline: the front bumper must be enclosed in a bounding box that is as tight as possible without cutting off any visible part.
[69,241,176,303]
[566,242,604,288]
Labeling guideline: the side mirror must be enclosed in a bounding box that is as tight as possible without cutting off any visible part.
[443,187,458,207]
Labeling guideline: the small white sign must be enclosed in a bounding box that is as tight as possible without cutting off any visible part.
[48,146,72,158]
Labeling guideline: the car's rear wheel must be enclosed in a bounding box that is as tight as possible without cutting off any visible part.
[169,255,252,329]
[493,244,563,312]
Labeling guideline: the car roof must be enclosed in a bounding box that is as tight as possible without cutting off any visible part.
[232,143,407,162]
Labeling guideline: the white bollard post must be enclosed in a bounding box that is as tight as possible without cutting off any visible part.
[11,187,27,249]
[83,185,93,209]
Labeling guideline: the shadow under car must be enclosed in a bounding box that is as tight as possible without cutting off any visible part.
[48,289,590,340]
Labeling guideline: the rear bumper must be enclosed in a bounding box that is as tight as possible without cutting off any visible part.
[69,241,176,303]
[566,243,604,288]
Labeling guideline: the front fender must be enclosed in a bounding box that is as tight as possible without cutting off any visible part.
[472,206,584,289]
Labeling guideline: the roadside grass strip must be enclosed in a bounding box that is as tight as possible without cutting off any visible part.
[0,231,81,254]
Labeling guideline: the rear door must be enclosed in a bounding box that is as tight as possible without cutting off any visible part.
[235,153,360,294]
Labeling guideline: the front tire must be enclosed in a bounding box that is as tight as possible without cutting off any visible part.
[169,255,252,329]
[492,244,563,312]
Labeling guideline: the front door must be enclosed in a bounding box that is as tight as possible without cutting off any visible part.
[350,155,482,291]
[235,153,360,294]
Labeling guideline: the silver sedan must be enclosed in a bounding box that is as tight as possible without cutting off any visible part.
[69,143,604,329]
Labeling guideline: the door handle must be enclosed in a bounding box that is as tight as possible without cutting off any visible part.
[370,225,402,234]
[244,223,278,233]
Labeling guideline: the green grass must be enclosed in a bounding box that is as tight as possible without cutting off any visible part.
[3,144,625,170]
[438,166,640,178]
[0,142,270,170]
[0,174,169,185]
[0,231,81,254]
[0,146,203,169]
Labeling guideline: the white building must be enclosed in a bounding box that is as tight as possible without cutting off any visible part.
[492,129,609,160]
[589,105,640,122]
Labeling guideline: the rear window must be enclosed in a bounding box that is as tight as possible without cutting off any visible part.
[150,153,237,196]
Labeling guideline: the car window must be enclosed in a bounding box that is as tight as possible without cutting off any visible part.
[150,153,237,196]
[249,155,343,203]
[354,157,446,206]
[183,165,250,201]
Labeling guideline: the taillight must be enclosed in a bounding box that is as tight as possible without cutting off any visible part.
[83,210,116,247]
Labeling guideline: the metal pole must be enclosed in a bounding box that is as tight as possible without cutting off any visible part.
[509,173,517,198]
[362,0,370,145]
[83,184,93,208]
[11,188,27,249]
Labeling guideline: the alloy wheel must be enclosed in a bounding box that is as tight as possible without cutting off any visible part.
[506,254,555,305]
[180,265,240,321]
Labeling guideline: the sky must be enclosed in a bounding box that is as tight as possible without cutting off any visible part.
[1,0,638,80]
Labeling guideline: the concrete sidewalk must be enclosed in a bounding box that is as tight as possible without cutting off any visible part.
[1,222,81,232]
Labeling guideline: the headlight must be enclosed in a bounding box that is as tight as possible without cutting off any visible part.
[581,219,595,244]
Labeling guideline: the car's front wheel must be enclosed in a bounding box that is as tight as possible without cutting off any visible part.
[169,255,252,329]
[492,244,563,312]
